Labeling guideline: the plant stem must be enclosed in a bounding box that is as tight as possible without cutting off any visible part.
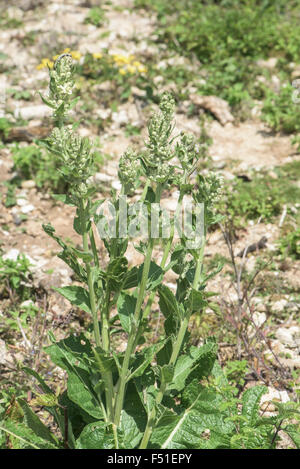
[113,183,163,426]
[140,236,206,449]
[133,189,184,349]
[79,200,114,421]
[79,200,101,348]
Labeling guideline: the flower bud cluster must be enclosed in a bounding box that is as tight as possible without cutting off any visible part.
[47,126,93,195]
[176,132,197,172]
[194,172,224,208]
[118,148,140,193]
[46,54,75,122]
[143,92,175,183]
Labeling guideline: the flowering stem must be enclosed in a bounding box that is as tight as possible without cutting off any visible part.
[79,200,114,422]
[114,183,163,426]
[79,200,101,348]
[140,235,206,449]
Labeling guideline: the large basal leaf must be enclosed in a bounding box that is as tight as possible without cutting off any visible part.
[76,421,114,449]
[54,286,92,314]
[151,386,234,449]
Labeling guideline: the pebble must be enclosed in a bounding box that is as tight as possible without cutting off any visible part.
[21,180,36,189]
[14,105,51,120]
[275,326,300,348]
[21,203,35,214]
[272,299,288,313]
[94,172,114,183]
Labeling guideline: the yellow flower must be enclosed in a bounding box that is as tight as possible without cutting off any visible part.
[52,54,60,61]
[36,58,54,70]
[133,61,141,67]
[92,52,103,60]
[113,55,130,65]
[62,48,71,53]
[137,65,147,74]
[119,68,127,75]
[127,65,136,74]
[71,50,81,61]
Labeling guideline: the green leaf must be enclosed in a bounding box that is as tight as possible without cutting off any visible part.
[67,368,103,420]
[284,424,300,449]
[47,336,103,420]
[151,380,235,449]
[45,333,93,372]
[138,261,164,291]
[241,385,267,427]
[52,194,76,205]
[93,347,116,375]
[22,367,54,395]
[158,284,180,319]
[128,341,166,381]
[17,399,58,445]
[186,288,208,313]
[169,342,217,392]
[117,292,136,333]
[123,266,139,289]
[0,421,58,449]
[71,247,93,262]
[76,421,114,449]
[118,383,147,449]
[55,286,92,314]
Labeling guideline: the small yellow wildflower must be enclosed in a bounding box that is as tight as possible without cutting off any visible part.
[127,65,136,74]
[92,52,103,60]
[62,48,71,53]
[113,55,130,65]
[119,68,127,75]
[52,54,60,61]
[36,58,54,70]
[137,65,147,74]
[133,61,141,68]
[71,51,81,61]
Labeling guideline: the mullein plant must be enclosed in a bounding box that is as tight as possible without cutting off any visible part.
[1,55,299,450]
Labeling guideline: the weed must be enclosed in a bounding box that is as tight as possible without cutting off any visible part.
[0,253,33,303]
[84,7,106,27]
[1,54,299,451]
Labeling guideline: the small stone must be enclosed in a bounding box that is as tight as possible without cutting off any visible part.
[17,198,28,207]
[21,203,35,214]
[14,105,51,120]
[0,339,12,365]
[94,172,114,183]
[276,326,300,348]
[112,110,128,127]
[112,180,122,191]
[260,387,289,415]
[2,248,20,262]
[256,57,278,69]
[190,94,234,125]
[13,214,22,226]
[21,180,36,189]
[272,299,288,313]
[20,299,35,308]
